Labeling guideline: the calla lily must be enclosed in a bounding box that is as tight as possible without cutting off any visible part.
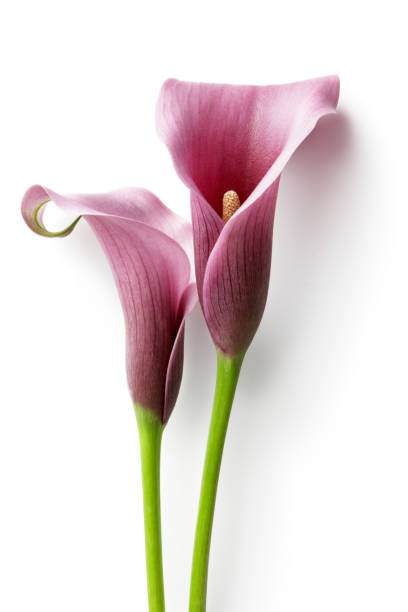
[157,76,340,612]
[22,184,197,612]
[22,185,196,424]
[157,76,340,357]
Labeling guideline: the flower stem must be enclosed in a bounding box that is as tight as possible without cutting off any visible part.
[189,349,244,612]
[135,406,165,612]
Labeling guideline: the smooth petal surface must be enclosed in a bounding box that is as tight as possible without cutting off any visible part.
[157,76,339,355]
[22,185,196,422]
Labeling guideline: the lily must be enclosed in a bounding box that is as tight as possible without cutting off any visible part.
[22,184,196,612]
[157,76,340,357]
[157,76,340,611]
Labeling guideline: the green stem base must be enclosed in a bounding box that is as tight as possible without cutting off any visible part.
[135,406,165,612]
[189,349,244,612]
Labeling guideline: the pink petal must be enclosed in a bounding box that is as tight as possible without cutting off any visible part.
[157,76,340,355]
[22,185,194,261]
[190,192,224,303]
[163,282,196,423]
[22,185,196,422]
[157,76,339,216]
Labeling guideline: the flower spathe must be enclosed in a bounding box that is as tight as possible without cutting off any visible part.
[157,76,340,356]
[22,185,196,424]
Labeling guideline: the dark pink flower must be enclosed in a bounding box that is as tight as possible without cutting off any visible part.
[22,186,196,423]
[157,76,340,356]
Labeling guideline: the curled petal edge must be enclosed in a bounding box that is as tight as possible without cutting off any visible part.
[23,198,81,238]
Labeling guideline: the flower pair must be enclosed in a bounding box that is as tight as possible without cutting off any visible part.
[22,75,339,612]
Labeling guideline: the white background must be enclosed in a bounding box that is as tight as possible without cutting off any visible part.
[1,0,407,610]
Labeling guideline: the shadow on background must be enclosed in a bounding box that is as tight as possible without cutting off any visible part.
[244,111,354,388]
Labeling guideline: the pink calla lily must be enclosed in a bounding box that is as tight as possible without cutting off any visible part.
[157,76,340,356]
[22,185,196,424]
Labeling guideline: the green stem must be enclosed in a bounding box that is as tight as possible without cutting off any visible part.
[189,349,244,612]
[135,406,165,612]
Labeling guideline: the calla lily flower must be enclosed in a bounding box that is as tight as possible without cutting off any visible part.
[22,185,197,611]
[22,185,196,424]
[157,76,340,612]
[157,76,340,357]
